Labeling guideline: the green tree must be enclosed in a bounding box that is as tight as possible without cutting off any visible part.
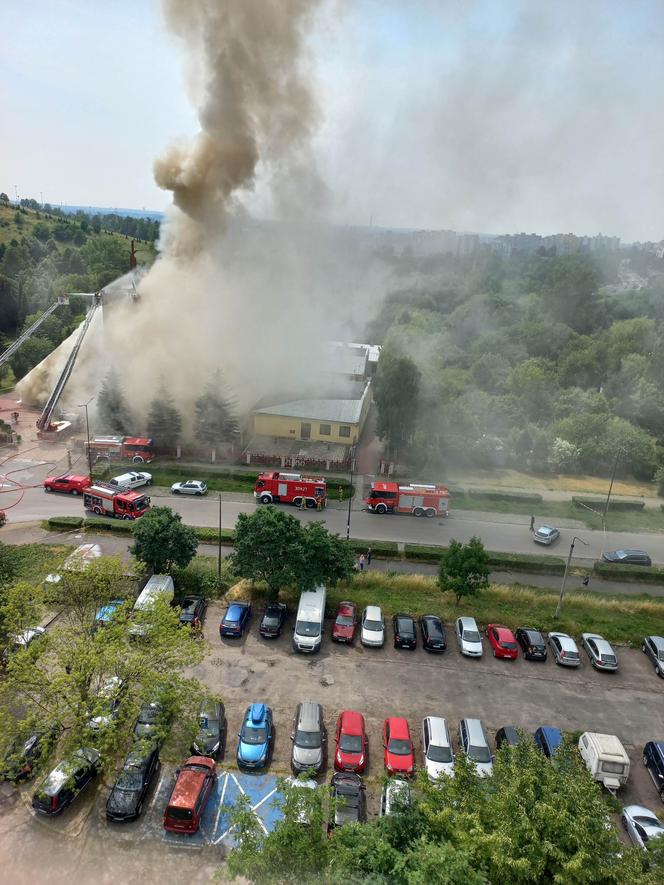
[131,506,198,574]
[300,521,355,589]
[438,537,490,603]
[8,335,52,380]
[193,371,239,447]
[96,368,134,434]
[373,349,421,457]
[146,384,183,450]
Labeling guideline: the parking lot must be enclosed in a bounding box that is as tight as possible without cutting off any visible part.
[3,600,664,883]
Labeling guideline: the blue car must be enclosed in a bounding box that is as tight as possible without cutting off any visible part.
[534,726,563,759]
[237,703,273,770]
[219,602,251,638]
[94,599,125,630]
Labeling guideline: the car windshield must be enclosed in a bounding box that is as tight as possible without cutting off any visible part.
[199,716,219,734]
[427,745,453,763]
[501,641,518,650]
[242,725,267,745]
[295,730,321,749]
[468,744,492,763]
[463,630,481,642]
[634,816,664,829]
[388,739,412,756]
[262,615,280,627]
[336,615,354,626]
[397,620,414,634]
[139,706,161,724]
[339,734,363,753]
[426,621,443,637]
[116,770,144,790]
[224,618,239,626]
[296,621,320,637]
[364,620,382,632]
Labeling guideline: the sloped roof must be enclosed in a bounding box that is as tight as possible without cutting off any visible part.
[254,397,363,424]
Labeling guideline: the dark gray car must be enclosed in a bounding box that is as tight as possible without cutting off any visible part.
[642,636,664,677]
[291,701,325,774]
[602,549,652,566]
[193,699,225,758]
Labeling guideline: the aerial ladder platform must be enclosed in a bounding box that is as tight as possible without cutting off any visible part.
[0,296,69,370]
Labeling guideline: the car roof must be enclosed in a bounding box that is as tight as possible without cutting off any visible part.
[337,601,355,613]
[425,716,451,745]
[296,701,321,730]
[422,614,441,623]
[498,725,520,742]
[459,616,478,628]
[170,764,211,808]
[537,525,557,533]
[624,804,660,820]
[249,703,266,724]
[550,632,577,649]
[538,725,562,741]
[520,627,544,639]
[364,605,382,618]
[386,717,410,738]
[490,624,514,640]
[593,638,615,653]
[647,635,664,650]
[463,719,488,744]
[227,602,249,615]
[340,710,364,733]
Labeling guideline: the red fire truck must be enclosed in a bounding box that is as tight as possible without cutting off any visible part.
[84,436,155,464]
[365,481,450,517]
[254,472,327,508]
[83,481,151,520]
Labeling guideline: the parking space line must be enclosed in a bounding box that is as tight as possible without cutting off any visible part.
[250,787,277,815]
[148,769,167,812]
[213,772,229,834]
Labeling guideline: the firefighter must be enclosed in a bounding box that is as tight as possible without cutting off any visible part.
[316,496,322,511]
[338,485,344,502]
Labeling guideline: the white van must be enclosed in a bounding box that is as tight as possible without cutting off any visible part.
[130,574,175,637]
[109,471,152,490]
[292,587,326,654]
[578,732,630,792]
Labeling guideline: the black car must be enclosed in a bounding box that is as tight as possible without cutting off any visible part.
[192,698,226,758]
[420,615,447,652]
[602,549,652,567]
[259,603,288,639]
[328,772,366,831]
[495,726,521,749]
[515,627,547,661]
[32,748,101,815]
[393,614,417,650]
[176,596,207,630]
[106,744,160,822]
[133,701,167,742]
[1,726,59,781]
[643,741,664,802]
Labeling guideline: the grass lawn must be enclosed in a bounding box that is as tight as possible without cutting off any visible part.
[4,543,69,584]
[454,493,664,533]
[448,467,656,498]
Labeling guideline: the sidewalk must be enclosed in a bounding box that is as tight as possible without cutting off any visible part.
[454,478,662,509]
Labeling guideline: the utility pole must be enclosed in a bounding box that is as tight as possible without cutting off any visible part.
[346,446,356,541]
[602,450,621,532]
[554,536,588,618]
[78,397,95,477]
[218,493,222,578]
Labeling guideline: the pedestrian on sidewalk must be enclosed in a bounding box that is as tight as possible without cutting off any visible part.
[316,496,322,511]
[366,547,372,567]
[338,485,344,502]
[582,575,590,588]
[358,553,365,572]
[529,515,535,533]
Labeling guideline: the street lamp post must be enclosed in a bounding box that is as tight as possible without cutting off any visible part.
[78,397,95,477]
[218,493,222,578]
[602,449,621,532]
[554,535,588,619]
[346,446,356,541]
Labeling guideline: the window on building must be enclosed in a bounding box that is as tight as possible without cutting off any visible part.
[339,426,351,438]
[319,424,331,436]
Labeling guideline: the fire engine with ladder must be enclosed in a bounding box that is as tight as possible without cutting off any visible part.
[254,471,327,508]
[83,481,151,520]
[365,480,450,517]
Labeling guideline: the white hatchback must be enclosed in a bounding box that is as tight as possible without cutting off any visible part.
[361,605,385,647]
[455,616,483,657]
[422,716,455,780]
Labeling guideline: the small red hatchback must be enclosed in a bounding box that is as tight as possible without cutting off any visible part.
[163,756,216,834]
[331,601,357,644]
[486,624,519,660]
[383,717,414,776]
[335,710,367,772]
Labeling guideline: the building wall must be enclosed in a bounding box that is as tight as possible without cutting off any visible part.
[253,412,361,444]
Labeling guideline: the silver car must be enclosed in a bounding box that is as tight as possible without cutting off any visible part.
[291,701,325,773]
[171,480,208,496]
[581,633,618,671]
[642,635,664,678]
[455,617,483,657]
[458,718,493,777]
[548,632,581,667]
[380,778,411,816]
[361,606,385,647]
[533,525,560,545]
[621,804,664,849]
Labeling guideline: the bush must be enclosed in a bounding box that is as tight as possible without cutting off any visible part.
[83,517,134,533]
[46,516,84,529]
[572,497,645,512]
[468,489,543,504]
[172,556,235,599]
[593,561,664,584]
[193,526,236,544]
[404,544,447,561]
[487,550,566,575]
[347,539,399,557]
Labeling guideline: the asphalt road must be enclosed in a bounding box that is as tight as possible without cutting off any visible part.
[3,457,664,564]
[2,601,663,884]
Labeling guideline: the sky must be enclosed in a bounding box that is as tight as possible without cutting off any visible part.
[2,0,663,241]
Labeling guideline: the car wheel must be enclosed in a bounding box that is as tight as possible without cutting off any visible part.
[260,494,272,504]
[375,504,387,514]
[657,666,663,677]
[660,787,664,802]
[413,507,424,517]
[196,491,202,496]
[642,643,647,653]
[493,649,497,658]
[137,801,143,817]
[93,506,102,515]
[123,515,132,520]
[70,489,79,496]
[643,753,648,766]
[173,489,180,494]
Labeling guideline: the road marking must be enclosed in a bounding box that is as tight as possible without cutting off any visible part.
[213,771,229,834]
[148,769,167,812]
[213,773,275,843]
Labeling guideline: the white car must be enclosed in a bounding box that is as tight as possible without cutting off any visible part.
[87,676,124,731]
[284,776,318,824]
[4,627,46,658]
[455,617,483,657]
[380,778,411,816]
[548,632,581,667]
[109,471,152,490]
[581,633,618,671]
[422,716,455,780]
[45,543,102,584]
[360,605,385,647]
[621,804,664,849]
[171,480,208,496]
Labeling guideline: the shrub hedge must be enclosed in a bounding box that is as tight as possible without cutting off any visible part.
[486,550,567,575]
[46,516,84,529]
[572,497,645,512]
[593,561,664,584]
[348,539,399,557]
[404,544,446,561]
[467,489,543,504]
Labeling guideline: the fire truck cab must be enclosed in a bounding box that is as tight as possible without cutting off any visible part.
[83,482,151,520]
[254,472,327,508]
[365,481,450,517]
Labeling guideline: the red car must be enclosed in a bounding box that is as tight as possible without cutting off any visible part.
[486,624,519,660]
[331,601,357,644]
[43,474,90,495]
[163,756,216,834]
[334,710,367,772]
[383,717,414,776]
